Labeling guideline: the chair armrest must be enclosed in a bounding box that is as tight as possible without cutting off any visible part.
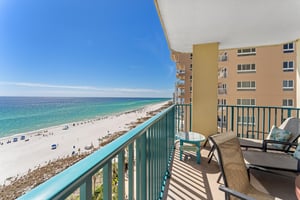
[246,130,268,139]
[219,185,256,200]
[262,140,298,152]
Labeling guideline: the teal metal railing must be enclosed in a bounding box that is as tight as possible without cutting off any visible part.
[218,105,300,139]
[18,105,177,200]
[175,104,192,133]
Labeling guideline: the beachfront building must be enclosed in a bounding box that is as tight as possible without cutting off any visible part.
[218,42,298,108]
[174,43,298,108]
[172,51,193,104]
[173,42,298,129]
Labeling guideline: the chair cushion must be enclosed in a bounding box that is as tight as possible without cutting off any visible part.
[294,144,300,160]
[267,125,292,149]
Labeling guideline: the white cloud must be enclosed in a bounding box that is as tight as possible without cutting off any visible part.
[0,81,172,97]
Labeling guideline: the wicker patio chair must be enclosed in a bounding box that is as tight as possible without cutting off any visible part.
[209,132,275,200]
[239,117,300,153]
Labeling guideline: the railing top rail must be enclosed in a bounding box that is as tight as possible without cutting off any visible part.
[18,105,175,200]
[219,105,300,110]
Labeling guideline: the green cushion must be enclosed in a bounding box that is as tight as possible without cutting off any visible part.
[267,125,292,149]
[294,144,300,160]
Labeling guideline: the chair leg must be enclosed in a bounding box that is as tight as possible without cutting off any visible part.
[217,173,222,183]
[208,146,215,164]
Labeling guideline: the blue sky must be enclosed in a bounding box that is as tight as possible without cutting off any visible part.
[0,0,175,97]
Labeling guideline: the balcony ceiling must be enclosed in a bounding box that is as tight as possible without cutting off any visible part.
[155,0,300,52]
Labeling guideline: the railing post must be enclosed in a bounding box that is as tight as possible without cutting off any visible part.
[80,175,92,200]
[189,103,192,131]
[229,106,233,132]
[103,161,112,200]
[118,151,125,200]
[128,143,134,200]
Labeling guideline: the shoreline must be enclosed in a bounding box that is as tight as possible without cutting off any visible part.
[0,101,171,185]
[0,102,163,142]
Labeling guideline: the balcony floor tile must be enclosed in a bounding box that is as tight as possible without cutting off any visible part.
[164,144,297,200]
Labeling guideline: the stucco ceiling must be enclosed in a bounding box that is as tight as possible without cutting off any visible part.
[155,0,300,52]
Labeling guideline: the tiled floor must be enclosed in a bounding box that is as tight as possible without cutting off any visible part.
[163,145,297,200]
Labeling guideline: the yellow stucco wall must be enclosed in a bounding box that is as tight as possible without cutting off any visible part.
[192,43,218,138]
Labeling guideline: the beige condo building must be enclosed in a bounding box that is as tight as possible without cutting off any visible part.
[174,41,298,108]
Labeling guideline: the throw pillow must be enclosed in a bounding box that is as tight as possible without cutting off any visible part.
[266,125,292,149]
[294,144,300,160]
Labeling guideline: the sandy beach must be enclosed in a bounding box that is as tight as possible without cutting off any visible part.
[0,101,170,185]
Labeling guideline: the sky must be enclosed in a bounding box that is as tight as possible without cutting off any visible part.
[0,0,175,98]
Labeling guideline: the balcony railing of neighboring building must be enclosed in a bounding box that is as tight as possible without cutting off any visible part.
[217,88,227,95]
[19,105,181,200]
[218,71,227,79]
[217,105,300,140]
[176,70,185,80]
[218,52,228,62]
[176,81,185,88]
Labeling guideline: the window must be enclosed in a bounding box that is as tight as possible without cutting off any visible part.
[283,42,294,53]
[237,81,256,90]
[237,64,256,73]
[237,99,256,106]
[190,64,192,70]
[283,61,294,71]
[282,99,293,107]
[190,86,192,92]
[190,75,192,82]
[238,116,255,126]
[283,80,294,90]
[237,48,256,56]
[218,99,226,105]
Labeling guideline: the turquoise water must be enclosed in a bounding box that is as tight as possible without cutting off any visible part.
[0,97,169,138]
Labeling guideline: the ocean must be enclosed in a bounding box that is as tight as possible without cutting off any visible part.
[0,97,169,138]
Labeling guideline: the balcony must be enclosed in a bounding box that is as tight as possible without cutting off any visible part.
[218,88,227,95]
[16,104,298,199]
[176,81,185,88]
[176,70,185,80]
[218,53,228,62]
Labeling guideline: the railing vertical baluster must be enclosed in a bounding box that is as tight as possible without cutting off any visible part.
[287,107,292,118]
[118,150,125,200]
[128,143,134,200]
[136,137,141,199]
[231,106,234,132]
[141,133,147,199]
[274,108,278,126]
[262,107,266,139]
[189,103,192,131]
[103,161,112,200]
[281,108,284,123]
[256,107,260,139]
[225,106,228,131]
[268,107,271,132]
[149,127,153,200]
[79,175,92,200]
[246,107,249,137]
[251,107,255,138]
[241,107,244,137]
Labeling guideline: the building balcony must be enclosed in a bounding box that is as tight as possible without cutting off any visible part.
[176,72,185,80]
[218,53,228,62]
[176,81,185,88]
[176,63,185,70]
[17,104,298,199]
[218,88,227,95]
